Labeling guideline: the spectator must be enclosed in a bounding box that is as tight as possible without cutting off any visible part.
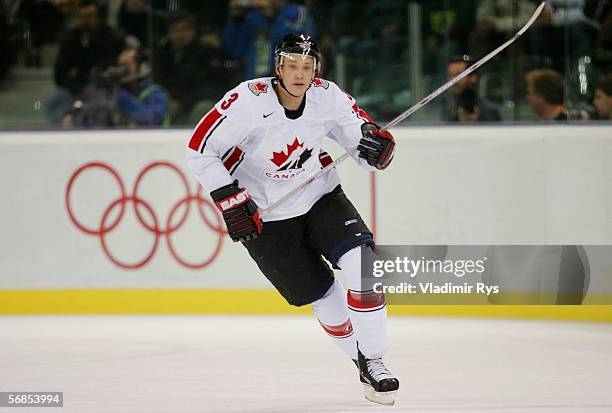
[47,0,124,126]
[468,0,534,60]
[154,11,227,125]
[442,55,502,122]
[525,69,569,121]
[117,0,149,45]
[54,0,123,94]
[223,0,315,78]
[593,74,612,120]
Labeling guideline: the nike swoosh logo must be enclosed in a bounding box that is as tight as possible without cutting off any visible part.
[263,112,274,118]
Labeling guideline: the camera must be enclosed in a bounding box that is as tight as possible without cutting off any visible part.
[93,64,130,88]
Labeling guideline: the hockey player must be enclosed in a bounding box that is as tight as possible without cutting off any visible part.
[186,33,399,405]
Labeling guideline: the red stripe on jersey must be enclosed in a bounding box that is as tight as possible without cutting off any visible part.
[188,108,222,151]
[347,289,385,310]
[223,147,244,172]
[319,319,353,338]
[352,103,374,123]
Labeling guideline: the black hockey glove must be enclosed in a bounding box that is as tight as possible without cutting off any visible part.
[211,181,263,242]
[358,122,395,170]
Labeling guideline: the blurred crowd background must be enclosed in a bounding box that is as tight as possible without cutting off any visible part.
[1,0,611,129]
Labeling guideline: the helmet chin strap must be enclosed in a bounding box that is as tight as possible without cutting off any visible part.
[274,72,313,98]
[279,77,303,98]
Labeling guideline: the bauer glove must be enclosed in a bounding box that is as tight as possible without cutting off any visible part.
[211,180,263,242]
[358,122,395,170]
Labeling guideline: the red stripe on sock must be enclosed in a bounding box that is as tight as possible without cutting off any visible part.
[347,290,385,310]
[319,319,353,338]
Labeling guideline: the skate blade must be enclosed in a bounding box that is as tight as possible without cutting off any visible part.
[362,383,397,406]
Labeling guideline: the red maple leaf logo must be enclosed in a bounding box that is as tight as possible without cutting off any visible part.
[271,137,304,167]
[248,81,268,96]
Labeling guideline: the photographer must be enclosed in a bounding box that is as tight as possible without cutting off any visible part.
[115,48,170,127]
[64,46,170,128]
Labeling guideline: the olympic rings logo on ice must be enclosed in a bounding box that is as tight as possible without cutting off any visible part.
[65,161,225,270]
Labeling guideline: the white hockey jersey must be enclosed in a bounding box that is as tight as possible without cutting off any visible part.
[186,77,377,221]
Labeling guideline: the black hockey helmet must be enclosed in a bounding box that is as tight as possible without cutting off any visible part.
[274,33,321,73]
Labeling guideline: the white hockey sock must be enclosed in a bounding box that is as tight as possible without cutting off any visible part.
[337,246,388,359]
[311,279,357,360]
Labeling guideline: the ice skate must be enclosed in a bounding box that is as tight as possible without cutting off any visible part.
[355,349,399,405]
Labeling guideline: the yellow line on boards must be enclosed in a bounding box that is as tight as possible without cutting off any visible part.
[0,290,611,322]
[0,290,307,315]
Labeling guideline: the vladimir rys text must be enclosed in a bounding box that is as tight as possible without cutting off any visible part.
[373,282,499,296]
[369,257,500,296]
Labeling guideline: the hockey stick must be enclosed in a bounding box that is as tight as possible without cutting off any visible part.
[260,1,546,218]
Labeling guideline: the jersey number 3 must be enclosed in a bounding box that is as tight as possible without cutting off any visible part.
[221,93,239,110]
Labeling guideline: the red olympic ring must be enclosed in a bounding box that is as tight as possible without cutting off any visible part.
[65,161,226,270]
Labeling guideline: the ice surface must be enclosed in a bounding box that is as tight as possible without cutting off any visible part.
[1,315,611,412]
